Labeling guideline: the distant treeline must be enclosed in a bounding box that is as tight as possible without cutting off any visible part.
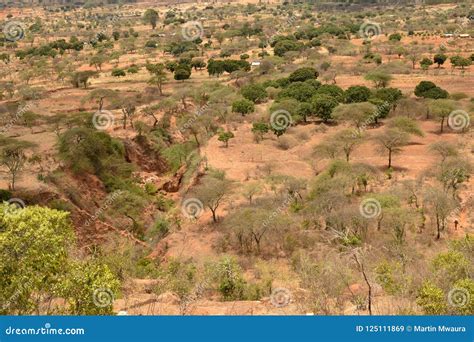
[284,0,468,4]
[1,0,138,8]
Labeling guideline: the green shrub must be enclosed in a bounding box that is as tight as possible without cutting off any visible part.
[0,190,12,202]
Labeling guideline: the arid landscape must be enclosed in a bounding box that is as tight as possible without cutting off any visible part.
[0,0,473,316]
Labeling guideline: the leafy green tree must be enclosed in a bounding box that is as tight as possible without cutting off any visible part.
[277,82,319,103]
[241,84,267,104]
[146,62,167,95]
[414,81,448,99]
[433,53,447,68]
[420,57,433,71]
[345,86,371,103]
[89,53,108,72]
[232,99,254,116]
[417,281,447,315]
[218,131,235,148]
[61,260,119,315]
[432,251,470,285]
[364,70,392,88]
[191,58,206,70]
[207,59,225,77]
[450,55,472,70]
[311,94,338,123]
[143,9,159,29]
[273,39,304,57]
[288,67,319,83]
[297,102,314,123]
[316,84,344,102]
[0,141,33,191]
[0,206,73,314]
[83,88,118,112]
[428,99,456,133]
[251,122,269,143]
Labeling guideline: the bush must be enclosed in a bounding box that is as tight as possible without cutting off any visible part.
[111,68,126,77]
[146,215,170,242]
[232,98,255,115]
[276,135,296,150]
[144,182,158,195]
[145,40,158,48]
[127,65,140,74]
[0,189,12,202]
[211,257,246,301]
[288,67,319,82]
[48,199,74,212]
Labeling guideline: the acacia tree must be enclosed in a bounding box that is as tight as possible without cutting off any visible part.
[424,187,457,240]
[113,97,137,129]
[429,142,458,163]
[428,99,456,133]
[333,102,376,129]
[334,129,363,162]
[435,158,471,198]
[364,71,392,88]
[193,174,231,223]
[224,206,290,255]
[84,88,117,112]
[0,141,32,191]
[375,128,409,169]
[242,181,263,204]
[146,63,167,96]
